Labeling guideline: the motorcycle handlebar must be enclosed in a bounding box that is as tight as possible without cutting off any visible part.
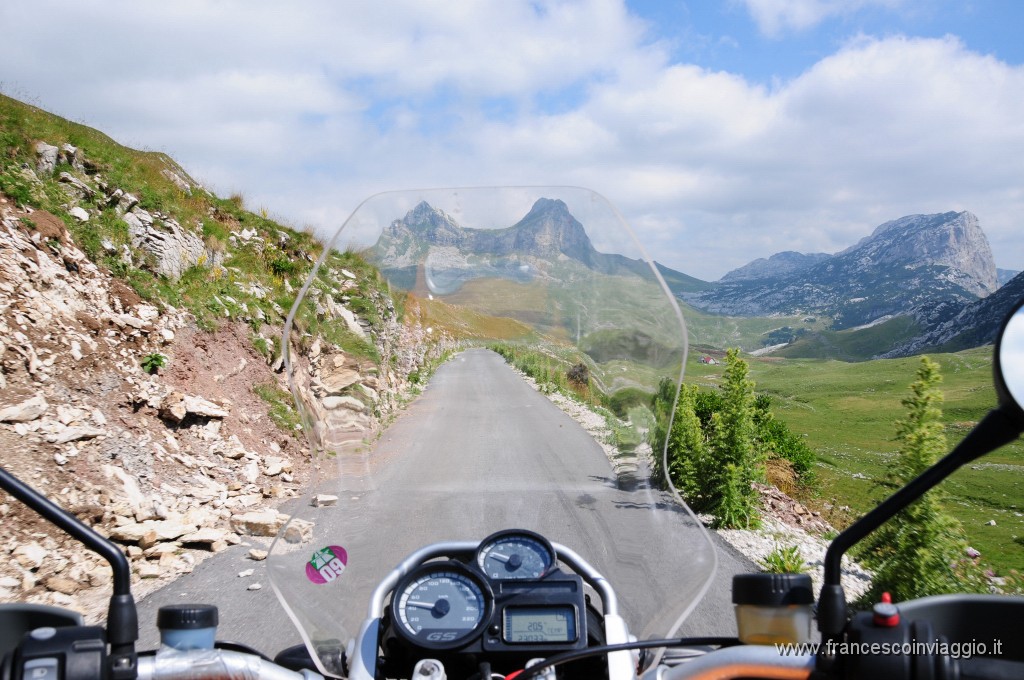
[137,649,324,680]
[8,633,1021,680]
[650,648,814,680]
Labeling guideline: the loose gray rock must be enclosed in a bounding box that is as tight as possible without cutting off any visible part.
[0,395,49,423]
[109,519,197,543]
[231,510,287,537]
[122,212,212,280]
[58,173,96,201]
[68,207,90,222]
[13,542,48,570]
[312,494,338,507]
[159,392,230,422]
[35,142,59,176]
[46,426,105,444]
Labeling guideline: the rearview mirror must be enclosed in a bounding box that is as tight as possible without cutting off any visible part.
[995,296,1024,422]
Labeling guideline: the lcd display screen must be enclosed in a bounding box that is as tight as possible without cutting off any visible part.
[502,606,577,644]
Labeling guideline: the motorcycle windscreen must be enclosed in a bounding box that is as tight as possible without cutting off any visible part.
[266,187,717,676]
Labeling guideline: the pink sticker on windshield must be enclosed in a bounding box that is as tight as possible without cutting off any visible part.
[306,545,348,584]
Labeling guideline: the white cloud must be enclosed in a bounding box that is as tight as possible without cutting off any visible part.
[461,33,1024,278]
[739,0,907,37]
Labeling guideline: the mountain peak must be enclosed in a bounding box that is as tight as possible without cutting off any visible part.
[404,200,453,226]
[524,197,570,217]
[409,200,436,217]
[687,210,1000,330]
[840,211,996,297]
[860,210,966,242]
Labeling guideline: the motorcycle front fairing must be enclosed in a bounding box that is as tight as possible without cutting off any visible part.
[265,188,717,677]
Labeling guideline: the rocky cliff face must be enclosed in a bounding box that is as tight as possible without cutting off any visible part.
[375,198,599,267]
[839,212,997,298]
[881,271,1024,357]
[0,140,449,618]
[688,211,999,330]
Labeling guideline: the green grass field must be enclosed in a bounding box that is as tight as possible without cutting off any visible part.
[775,315,923,361]
[679,301,830,352]
[686,347,1024,574]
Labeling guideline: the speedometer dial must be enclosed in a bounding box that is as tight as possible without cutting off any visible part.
[477,530,555,580]
[392,562,491,649]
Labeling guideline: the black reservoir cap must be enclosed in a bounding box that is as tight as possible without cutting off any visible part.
[732,573,814,606]
[157,604,219,630]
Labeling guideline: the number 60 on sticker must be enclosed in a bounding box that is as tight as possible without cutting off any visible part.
[306,545,348,584]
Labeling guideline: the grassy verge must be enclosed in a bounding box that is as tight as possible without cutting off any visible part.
[253,382,302,434]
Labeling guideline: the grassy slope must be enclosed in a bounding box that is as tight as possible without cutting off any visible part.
[680,300,830,352]
[687,347,1024,573]
[775,315,922,361]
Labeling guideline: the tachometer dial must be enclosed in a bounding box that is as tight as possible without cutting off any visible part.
[477,530,555,581]
[392,562,491,649]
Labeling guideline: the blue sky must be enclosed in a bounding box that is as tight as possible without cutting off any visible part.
[1,0,1022,281]
[635,1,1024,84]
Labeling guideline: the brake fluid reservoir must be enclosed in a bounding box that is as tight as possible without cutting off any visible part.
[732,574,813,645]
[157,604,219,650]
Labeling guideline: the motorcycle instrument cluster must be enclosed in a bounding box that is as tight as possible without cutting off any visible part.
[387,529,591,666]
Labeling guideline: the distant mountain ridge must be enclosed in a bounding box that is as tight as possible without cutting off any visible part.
[371,198,710,293]
[689,211,999,330]
[720,251,830,282]
[837,211,997,297]
[998,268,1020,286]
[371,201,1019,359]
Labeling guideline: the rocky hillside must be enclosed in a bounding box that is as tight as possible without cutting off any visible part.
[0,95,450,617]
[690,211,999,330]
[881,271,1024,357]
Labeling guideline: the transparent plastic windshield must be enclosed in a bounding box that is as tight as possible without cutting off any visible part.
[267,187,717,675]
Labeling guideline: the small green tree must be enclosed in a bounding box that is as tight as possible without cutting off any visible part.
[858,356,987,602]
[657,351,812,522]
[668,384,713,509]
[650,377,679,482]
[714,462,761,529]
[707,349,763,528]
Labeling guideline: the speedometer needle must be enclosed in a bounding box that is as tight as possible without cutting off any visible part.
[489,553,511,563]
[406,601,436,609]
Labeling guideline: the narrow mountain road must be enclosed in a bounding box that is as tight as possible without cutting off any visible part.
[137,349,754,654]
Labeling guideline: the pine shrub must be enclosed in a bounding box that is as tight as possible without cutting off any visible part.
[856,356,988,603]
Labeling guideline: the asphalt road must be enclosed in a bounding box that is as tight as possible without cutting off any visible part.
[136,349,755,655]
